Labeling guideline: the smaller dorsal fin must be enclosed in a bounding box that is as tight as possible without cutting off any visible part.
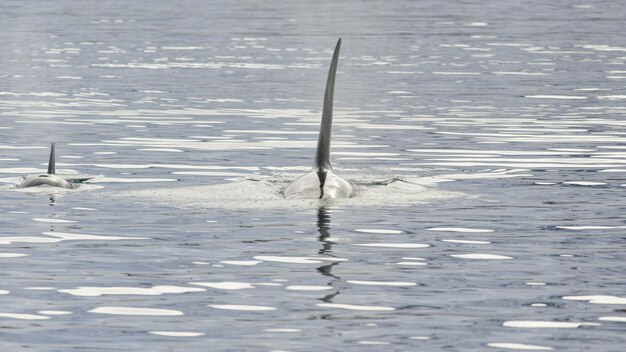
[47,143,56,175]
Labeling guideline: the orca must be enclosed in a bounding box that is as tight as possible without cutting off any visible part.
[284,38,355,199]
[18,143,72,189]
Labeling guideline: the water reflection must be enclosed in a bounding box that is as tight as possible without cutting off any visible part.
[317,207,333,255]
[316,207,341,303]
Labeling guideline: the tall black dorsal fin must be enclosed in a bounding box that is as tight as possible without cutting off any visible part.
[313,38,341,171]
[47,142,56,174]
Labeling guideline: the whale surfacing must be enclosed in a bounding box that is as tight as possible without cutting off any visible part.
[18,143,72,189]
[284,39,355,200]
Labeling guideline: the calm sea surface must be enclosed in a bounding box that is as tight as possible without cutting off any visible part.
[1,1,625,351]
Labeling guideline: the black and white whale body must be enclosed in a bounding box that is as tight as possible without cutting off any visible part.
[18,143,72,189]
[284,39,355,199]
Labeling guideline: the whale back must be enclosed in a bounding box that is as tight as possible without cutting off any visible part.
[284,169,354,199]
[18,174,71,188]
[17,143,72,189]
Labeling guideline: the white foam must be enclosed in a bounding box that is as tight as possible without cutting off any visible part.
[488,342,553,350]
[347,280,416,287]
[0,290,9,295]
[316,303,395,311]
[208,304,276,311]
[503,321,601,328]
[190,282,254,290]
[59,285,205,296]
[116,177,462,210]
[451,254,513,260]
[89,307,184,316]
[562,295,626,304]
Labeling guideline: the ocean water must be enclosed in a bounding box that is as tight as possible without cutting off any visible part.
[1,0,625,351]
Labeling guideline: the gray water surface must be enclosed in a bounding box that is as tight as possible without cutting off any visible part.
[1,1,625,351]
